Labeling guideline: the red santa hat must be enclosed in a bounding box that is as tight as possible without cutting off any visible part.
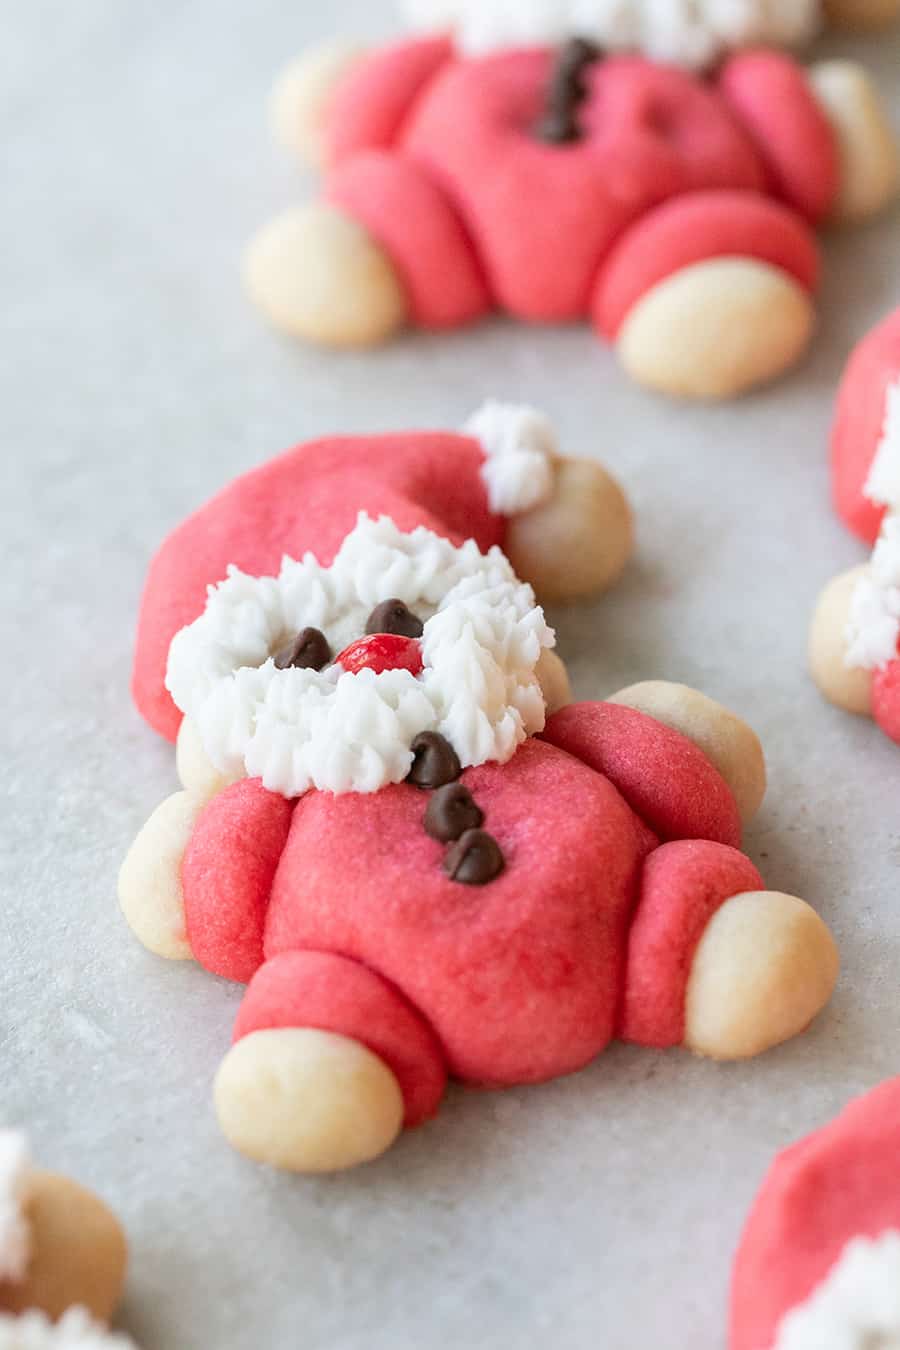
[831,304,900,545]
[730,1075,900,1350]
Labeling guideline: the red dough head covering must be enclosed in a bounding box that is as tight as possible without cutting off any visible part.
[832,305,900,546]
[730,1076,900,1350]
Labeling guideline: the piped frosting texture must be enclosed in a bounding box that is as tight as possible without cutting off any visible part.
[773,1231,900,1350]
[846,379,900,670]
[467,401,556,517]
[401,0,821,67]
[0,1311,138,1350]
[166,514,554,798]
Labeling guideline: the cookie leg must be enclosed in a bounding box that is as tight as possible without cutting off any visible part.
[504,457,634,603]
[620,840,839,1061]
[269,39,367,167]
[808,565,874,716]
[808,61,900,224]
[117,791,200,961]
[214,951,447,1173]
[593,191,819,401]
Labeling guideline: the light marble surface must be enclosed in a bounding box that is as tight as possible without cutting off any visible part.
[2,4,900,1348]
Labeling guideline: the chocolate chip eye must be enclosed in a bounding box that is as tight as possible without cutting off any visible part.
[443,829,505,886]
[536,36,602,144]
[407,732,462,790]
[273,627,331,671]
[365,599,424,640]
[424,783,484,843]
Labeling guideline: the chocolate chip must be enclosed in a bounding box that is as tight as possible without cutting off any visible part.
[443,829,505,886]
[366,599,424,639]
[536,36,602,144]
[424,784,484,843]
[407,732,461,790]
[273,627,331,671]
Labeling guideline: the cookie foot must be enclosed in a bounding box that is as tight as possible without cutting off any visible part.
[504,458,633,603]
[269,40,365,167]
[536,649,572,714]
[809,566,874,716]
[117,792,198,960]
[810,61,900,225]
[684,891,839,1060]
[214,1028,405,1173]
[0,1171,127,1323]
[616,258,815,401]
[244,203,408,347]
[176,716,242,803]
[607,681,766,825]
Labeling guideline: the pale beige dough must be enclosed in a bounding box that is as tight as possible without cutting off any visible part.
[536,648,573,714]
[809,565,874,716]
[616,259,815,401]
[214,1029,405,1174]
[684,891,840,1061]
[810,61,900,224]
[269,41,364,168]
[0,1171,127,1324]
[118,792,198,961]
[825,0,900,27]
[504,457,634,603]
[176,715,243,803]
[608,680,767,825]
[244,204,408,347]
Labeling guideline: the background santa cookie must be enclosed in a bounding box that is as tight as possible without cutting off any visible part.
[0,1131,128,1338]
[121,408,838,1175]
[245,0,899,400]
[809,305,900,742]
[729,1076,900,1349]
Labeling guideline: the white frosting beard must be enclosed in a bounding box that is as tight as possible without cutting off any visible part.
[846,380,900,671]
[166,514,555,799]
[401,0,821,67]
[773,1231,900,1350]
[0,1311,138,1350]
[0,1132,32,1286]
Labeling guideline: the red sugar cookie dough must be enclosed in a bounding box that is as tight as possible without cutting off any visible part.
[872,658,900,741]
[592,190,821,340]
[326,35,453,166]
[540,702,742,848]
[729,1076,900,1350]
[234,950,447,1127]
[831,304,900,545]
[328,149,491,328]
[400,51,767,321]
[261,738,654,1086]
[718,51,840,222]
[132,431,501,741]
[183,779,295,983]
[620,840,764,1048]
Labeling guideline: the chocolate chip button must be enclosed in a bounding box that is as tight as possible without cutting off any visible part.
[424,783,484,843]
[273,627,331,671]
[407,732,462,789]
[536,36,602,144]
[365,598,424,639]
[443,829,505,886]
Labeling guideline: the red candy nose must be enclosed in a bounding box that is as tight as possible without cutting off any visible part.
[336,634,424,677]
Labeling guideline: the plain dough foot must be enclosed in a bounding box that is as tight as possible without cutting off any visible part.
[684,892,839,1060]
[244,203,408,347]
[809,565,874,716]
[176,715,243,803]
[214,1028,405,1173]
[0,1171,127,1323]
[269,40,365,167]
[607,681,767,826]
[810,61,900,225]
[117,791,199,960]
[504,457,634,604]
[616,258,816,400]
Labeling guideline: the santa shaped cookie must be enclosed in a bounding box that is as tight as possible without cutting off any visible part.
[730,1076,900,1349]
[0,1131,129,1346]
[245,0,899,400]
[121,407,839,1174]
[809,305,900,742]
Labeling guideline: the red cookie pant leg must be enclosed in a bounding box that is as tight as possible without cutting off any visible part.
[233,950,448,1129]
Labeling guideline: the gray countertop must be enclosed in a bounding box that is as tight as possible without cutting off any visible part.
[2,4,900,1348]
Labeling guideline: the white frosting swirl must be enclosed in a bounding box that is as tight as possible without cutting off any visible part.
[166,514,554,798]
[401,0,821,67]
[467,401,556,516]
[0,1132,32,1285]
[0,1311,139,1350]
[773,1231,900,1350]
[846,379,900,671]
